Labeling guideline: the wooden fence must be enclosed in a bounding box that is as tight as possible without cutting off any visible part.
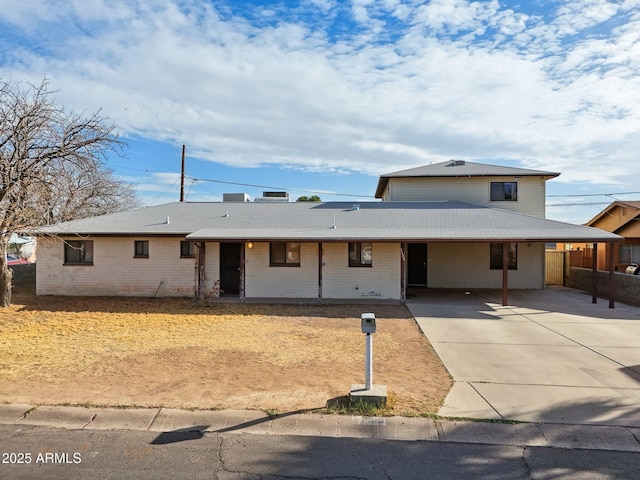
[546,251,566,286]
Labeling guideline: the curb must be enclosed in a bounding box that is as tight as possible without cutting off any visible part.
[2,404,640,452]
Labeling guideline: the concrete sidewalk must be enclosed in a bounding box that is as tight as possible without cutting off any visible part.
[408,287,640,427]
[1,404,640,452]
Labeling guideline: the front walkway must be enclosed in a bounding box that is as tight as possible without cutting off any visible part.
[408,287,640,427]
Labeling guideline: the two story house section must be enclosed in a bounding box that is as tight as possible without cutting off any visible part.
[375,160,561,290]
[375,160,560,218]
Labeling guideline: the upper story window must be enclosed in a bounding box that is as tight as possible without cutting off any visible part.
[349,242,372,267]
[134,240,149,258]
[180,241,196,258]
[270,242,300,266]
[64,240,94,265]
[490,182,518,201]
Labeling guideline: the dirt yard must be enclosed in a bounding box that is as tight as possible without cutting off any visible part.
[0,282,451,416]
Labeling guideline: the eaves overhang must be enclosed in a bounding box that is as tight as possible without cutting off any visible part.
[186,229,622,244]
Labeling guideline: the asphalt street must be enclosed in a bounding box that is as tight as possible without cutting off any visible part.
[2,424,640,480]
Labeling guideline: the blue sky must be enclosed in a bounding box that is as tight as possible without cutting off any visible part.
[1,0,639,224]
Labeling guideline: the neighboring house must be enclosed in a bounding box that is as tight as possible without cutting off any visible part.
[580,201,640,272]
[37,160,620,302]
[7,234,37,265]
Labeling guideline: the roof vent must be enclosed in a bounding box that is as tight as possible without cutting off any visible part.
[352,204,360,211]
[450,159,466,166]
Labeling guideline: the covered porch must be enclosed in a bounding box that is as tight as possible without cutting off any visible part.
[189,238,621,307]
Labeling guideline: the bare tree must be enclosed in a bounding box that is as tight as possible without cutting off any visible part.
[37,156,140,224]
[0,77,140,306]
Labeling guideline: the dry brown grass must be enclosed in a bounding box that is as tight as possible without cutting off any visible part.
[0,285,452,416]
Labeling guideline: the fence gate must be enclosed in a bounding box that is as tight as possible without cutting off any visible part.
[546,251,566,286]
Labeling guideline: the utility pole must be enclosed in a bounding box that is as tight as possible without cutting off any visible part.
[180,145,186,202]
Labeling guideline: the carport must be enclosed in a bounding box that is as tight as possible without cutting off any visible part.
[404,239,622,308]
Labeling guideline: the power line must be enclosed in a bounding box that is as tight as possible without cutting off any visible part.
[110,162,640,203]
[547,191,640,198]
[109,163,376,199]
[546,202,611,207]
[185,175,376,199]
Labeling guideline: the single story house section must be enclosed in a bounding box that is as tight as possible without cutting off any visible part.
[37,200,620,302]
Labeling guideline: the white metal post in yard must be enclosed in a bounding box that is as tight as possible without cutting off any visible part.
[365,332,373,390]
[351,313,385,405]
[361,312,376,391]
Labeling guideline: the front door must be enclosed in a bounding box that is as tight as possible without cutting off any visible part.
[408,243,428,286]
[220,243,242,296]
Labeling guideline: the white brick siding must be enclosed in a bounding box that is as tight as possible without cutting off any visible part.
[203,241,221,295]
[36,237,196,297]
[426,242,545,289]
[243,242,402,299]
[36,237,545,298]
[245,242,318,298]
[322,243,400,299]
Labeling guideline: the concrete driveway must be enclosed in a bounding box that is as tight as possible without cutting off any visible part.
[408,287,640,427]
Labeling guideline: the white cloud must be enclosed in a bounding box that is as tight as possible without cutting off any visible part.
[553,0,620,36]
[1,0,639,191]
[306,0,335,12]
[412,0,499,35]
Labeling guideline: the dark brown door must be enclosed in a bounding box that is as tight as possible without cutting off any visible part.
[408,243,428,286]
[220,243,242,296]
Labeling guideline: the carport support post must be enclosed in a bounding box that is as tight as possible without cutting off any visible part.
[318,242,323,301]
[592,243,598,304]
[400,244,406,302]
[608,242,615,309]
[196,241,206,301]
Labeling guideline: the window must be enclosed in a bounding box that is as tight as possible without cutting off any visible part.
[620,244,640,264]
[490,243,517,270]
[349,242,372,267]
[490,182,518,201]
[180,241,196,258]
[619,245,631,264]
[270,242,300,266]
[64,240,94,265]
[134,240,149,258]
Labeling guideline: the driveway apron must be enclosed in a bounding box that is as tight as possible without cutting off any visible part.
[407,287,640,427]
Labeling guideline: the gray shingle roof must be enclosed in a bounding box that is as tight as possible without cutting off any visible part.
[39,201,620,243]
[375,160,560,198]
